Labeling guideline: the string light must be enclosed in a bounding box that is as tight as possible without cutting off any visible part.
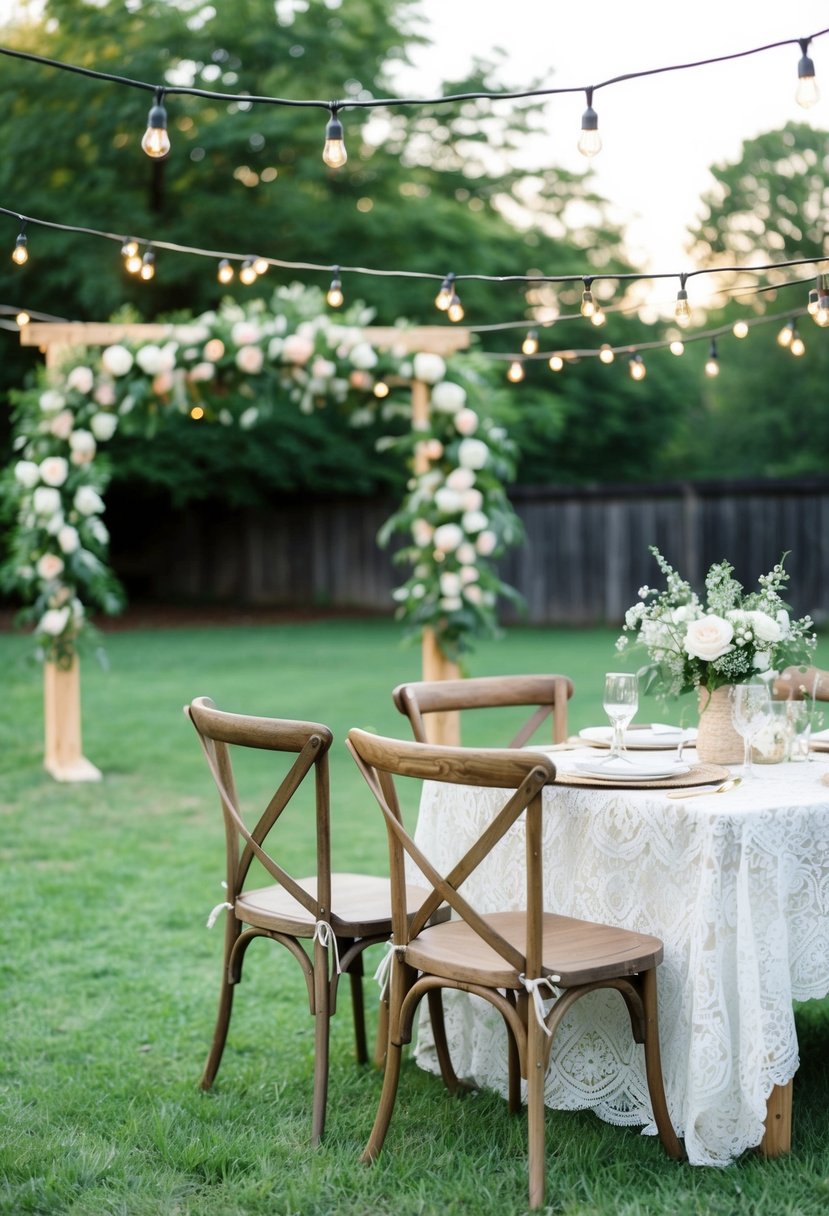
[578,88,601,158]
[807,284,820,315]
[217,258,234,284]
[790,328,806,356]
[548,355,564,372]
[732,320,749,338]
[373,379,390,397]
[239,258,257,285]
[580,277,595,317]
[434,272,455,312]
[521,329,539,355]
[190,405,204,420]
[326,267,344,308]
[590,307,606,327]
[447,291,465,323]
[704,340,720,376]
[506,359,525,383]
[669,339,685,356]
[141,89,170,159]
[16,310,30,326]
[11,225,28,265]
[777,319,795,347]
[599,343,614,364]
[253,256,269,276]
[675,275,691,326]
[322,106,347,169]
[796,38,820,108]
[813,279,829,326]
[139,247,155,281]
[629,354,646,380]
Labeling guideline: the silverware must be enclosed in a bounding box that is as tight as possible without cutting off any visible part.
[667,777,742,800]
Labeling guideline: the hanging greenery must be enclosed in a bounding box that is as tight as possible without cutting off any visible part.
[0,284,522,666]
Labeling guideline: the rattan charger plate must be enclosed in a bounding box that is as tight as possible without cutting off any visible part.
[556,762,731,790]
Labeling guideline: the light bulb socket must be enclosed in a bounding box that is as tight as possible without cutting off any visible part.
[798,51,816,81]
[147,100,168,132]
[325,113,344,143]
[12,231,28,264]
[580,105,598,132]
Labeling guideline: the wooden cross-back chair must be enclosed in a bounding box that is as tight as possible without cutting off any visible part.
[773,665,829,700]
[391,674,574,747]
[346,728,682,1211]
[186,696,434,1144]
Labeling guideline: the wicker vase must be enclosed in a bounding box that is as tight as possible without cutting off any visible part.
[696,684,744,764]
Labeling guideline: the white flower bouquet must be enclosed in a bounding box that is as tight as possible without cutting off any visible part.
[616,547,816,701]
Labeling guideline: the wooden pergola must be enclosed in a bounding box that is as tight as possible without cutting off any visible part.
[21,320,470,780]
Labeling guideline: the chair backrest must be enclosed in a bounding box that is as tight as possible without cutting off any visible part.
[346,728,556,979]
[186,696,334,919]
[391,674,574,748]
[773,665,829,701]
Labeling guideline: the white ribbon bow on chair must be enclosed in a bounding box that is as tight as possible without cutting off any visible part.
[520,974,561,1036]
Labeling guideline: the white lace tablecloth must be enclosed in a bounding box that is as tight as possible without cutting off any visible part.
[411,751,829,1166]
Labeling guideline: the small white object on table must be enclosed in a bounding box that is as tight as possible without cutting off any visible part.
[411,745,829,1166]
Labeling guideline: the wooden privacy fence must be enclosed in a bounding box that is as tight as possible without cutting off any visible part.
[110,476,829,626]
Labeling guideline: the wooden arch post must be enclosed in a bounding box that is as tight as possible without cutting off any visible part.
[20,321,471,776]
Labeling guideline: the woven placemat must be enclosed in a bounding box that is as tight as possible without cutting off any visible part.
[556,762,731,790]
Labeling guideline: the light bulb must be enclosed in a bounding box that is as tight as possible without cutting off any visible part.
[816,293,829,328]
[322,110,347,168]
[790,333,806,357]
[580,280,595,317]
[548,354,564,372]
[522,329,539,355]
[447,293,464,323]
[732,320,749,339]
[704,341,719,377]
[435,273,455,311]
[253,257,269,276]
[125,249,143,274]
[629,354,646,381]
[590,307,606,327]
[11,232,28,265]
[675,287,691,326]
[16,310,30,327]
[141,93,170,159]
[140,249,156,281]
[669,340,685,356]
[506,359,525,383]
[808,287,820,315]
[599,344,614,364]
[327,273,344,308]
[796,43,819,108]
[121,238,139,259]
[777,320,794,347]
[578,95,601,158]
[217,258,234,284]
[239,258,257,285]
[373,380,390,398]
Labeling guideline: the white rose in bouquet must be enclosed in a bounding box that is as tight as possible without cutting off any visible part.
[40,456,69,487]
[683,615,735,662]
[74,485,105,516]
[66,366,95,394]
[101,345,134,377]
[14,460,39,488]
[431,381,466,414]
[33,486,62,516]
[39,606,71,636]
[36,553,64,581]
[90,413,118,441]
[412,353,445,384]
[457,438,489,470]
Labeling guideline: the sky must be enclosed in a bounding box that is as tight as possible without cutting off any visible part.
[397,0,828,280]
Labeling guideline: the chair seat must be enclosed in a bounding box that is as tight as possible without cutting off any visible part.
[405,911,663,989]
[237,873,432,938]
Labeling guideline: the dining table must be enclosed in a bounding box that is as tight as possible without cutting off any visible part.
[410,738,829,1167]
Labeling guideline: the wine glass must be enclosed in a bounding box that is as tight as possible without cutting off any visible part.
[603,672,639,762]
[731,683,772,778]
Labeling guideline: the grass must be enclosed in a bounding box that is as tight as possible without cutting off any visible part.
[1,616,828,1216]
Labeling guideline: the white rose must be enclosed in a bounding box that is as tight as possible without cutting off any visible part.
[90,413,118,441]
[235,345,264,374]
[36,552,64,581]
[239,407,259,429]
[33,486,62,516]
[231,320,262,346]
[410,582,426,599]
[87,517,109,545]
[476,530,497,556]
[69,430,97,463]
[463,584,483,604]
[57,525,80,554]
[311,357,336,379]
[456,542,477,564]
[462,488,483,512]
[282,334,315,365]
[430,381,467,414]
[411,519,434,547]
[74,485,105,516]
[188,362,215,383]
[462,509,489,534]
[50,409,75,440]
[748,611,782,643]
[439,572,462,597]
[440,596,463,612]
[39,390,66,414]
[457,438,489,470]
[684,615,735,662]
[14,460,39,488]
[38,606,71,636]
[101,345,134,377]
[66,366,95,394]
[40,456,69,487]
[135,344,168,376]
[459,565,479,584]
[412,353,446,384]
[776,609,791,638]
[433,523,464,553]
[753,651,771,670]
[349,342,378,371]
[446,467,475,492]
[434,487,463,514]
[455,408,479,435]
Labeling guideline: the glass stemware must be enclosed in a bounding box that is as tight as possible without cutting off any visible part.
[603,672,639,762]
[731,683,772,778]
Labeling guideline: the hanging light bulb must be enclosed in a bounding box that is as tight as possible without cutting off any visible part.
[675,275,691,326]
[121,238,139,260]
[217,258,234,284]
[322,105,347,168]
[669,339,685,356]
[253,257,269,277]
[521,329,539,355]
[123,237,142,274]
[816,288,829,328]
[790,329,806,357]
[11,227,28,265]
[578,88,601,158]
[326,267,344,308]
[580,277,595,317]
[373,380,390,398]
[704,340,719,377]
[447,292,465,323]
[434,272,455,311]
[16,310,30,327]
[141,89,171,159]
[140,248,156,281]
[777,319,795,347]
[239,258,258,286]
[732,320,749,339]
[796,38,820,108]
[548,354,564,372]
[590,307,606,328]
[629,354,646,381]
[807,286,820,315]
[599,344,614,364]
[506,359,525,383]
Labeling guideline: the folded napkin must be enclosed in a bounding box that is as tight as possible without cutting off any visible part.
[574,757,679,778]
[648,722,683,735]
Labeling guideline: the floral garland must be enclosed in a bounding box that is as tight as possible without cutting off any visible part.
[1,284,522,665]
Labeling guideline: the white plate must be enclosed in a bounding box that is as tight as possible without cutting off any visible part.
[573,759,690,781]
[578,725,693,750]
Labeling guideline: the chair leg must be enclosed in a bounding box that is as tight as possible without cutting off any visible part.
[200,918,242,1090]
[525,1011,547,1211]
[427,988,470,1095]
[311,939,332,1145]
[507,1022,521,1115]
[361,1036,403,1163]
[374,984,389,1069]
[640,968,683,1161]
[348,952,369,1065]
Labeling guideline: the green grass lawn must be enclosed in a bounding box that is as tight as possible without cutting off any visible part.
[1,617,828,1216]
